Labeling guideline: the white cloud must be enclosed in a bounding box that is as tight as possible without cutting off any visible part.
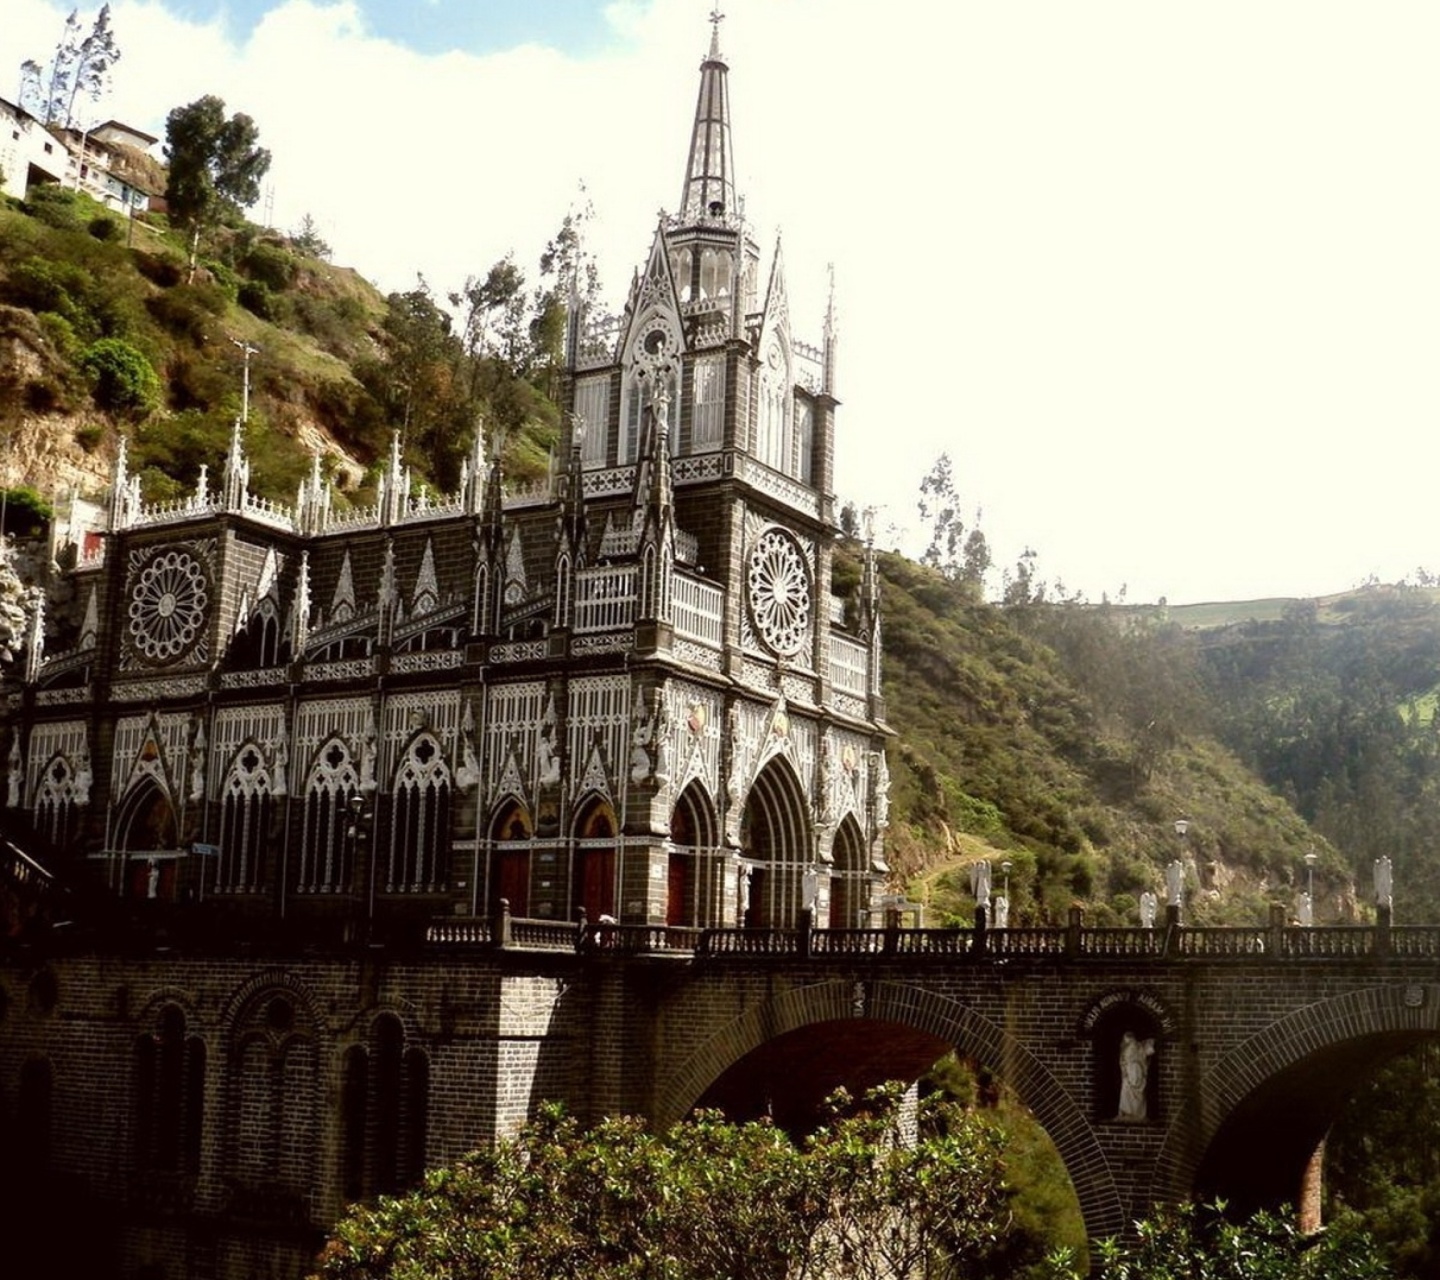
[5,0,1440,603]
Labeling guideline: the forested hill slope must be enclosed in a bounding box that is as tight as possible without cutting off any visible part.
[865,551,1337,926]
[0,183,1424,927]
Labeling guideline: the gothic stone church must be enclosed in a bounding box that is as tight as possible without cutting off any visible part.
[0,20,890,1279]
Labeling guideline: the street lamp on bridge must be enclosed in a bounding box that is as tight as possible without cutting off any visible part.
[1303,850,1317,928]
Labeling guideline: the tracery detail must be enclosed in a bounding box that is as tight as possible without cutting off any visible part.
[746,528,811,656]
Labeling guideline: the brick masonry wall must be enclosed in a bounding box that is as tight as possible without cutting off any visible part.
[3,946,1438,1275]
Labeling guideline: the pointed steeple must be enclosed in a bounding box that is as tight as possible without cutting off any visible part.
[679,6,736,223]
[291,551,311,656]
[222,416,250,511]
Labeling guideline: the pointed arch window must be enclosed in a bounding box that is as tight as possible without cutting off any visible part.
[574,376,610,466]
[16,1056,54,1177]
[756,341,792,474]
[227,992,316,1204]
[796,394,815,484]
[621,370,679,464]
[299,740,360,893]
[692,354,726,451]
[387,734,452,893]
[33,755,80,849]
[228,598,285,669]
[216,744,272,894]
[672,249,694,302]
[699,249,731,302]
[133,1005,205,1175]
[340,1014,429,1201]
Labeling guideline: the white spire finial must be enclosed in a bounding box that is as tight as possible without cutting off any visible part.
[709,5,725,57]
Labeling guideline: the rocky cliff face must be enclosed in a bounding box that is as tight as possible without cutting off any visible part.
[0,304,113,500]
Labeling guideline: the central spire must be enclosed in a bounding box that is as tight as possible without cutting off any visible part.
[678,6,735,223]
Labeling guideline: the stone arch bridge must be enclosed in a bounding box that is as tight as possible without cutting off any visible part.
[6,907,1440,1270]
[439,907,1440,1243]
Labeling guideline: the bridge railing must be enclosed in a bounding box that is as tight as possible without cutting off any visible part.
[1383,927,1440,958]
[1280,927,1376,958]
[425,910,1440,962]
[1170,927,1267,957]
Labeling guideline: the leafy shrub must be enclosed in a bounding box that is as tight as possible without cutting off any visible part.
[36,311,80,358]
[237,279,274,319]
[199,258,239,301]
[290,292,369,358]
[23,185,85,231]
[131,408,232,498]
[88,216,120,241]
[145,283,227,343]
[0,486,52,538]
[243,243,296,292]
[133,251,184,287]
[166,352,234,413]
[80,338,160,415]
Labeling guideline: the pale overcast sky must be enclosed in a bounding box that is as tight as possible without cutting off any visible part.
[5,0,1440,605]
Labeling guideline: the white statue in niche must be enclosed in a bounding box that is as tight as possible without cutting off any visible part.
[7,738,23,808]
[536,721,560,788]
[970,860,991,910]
[1165,859,1183,908]
[146,858,160,900]
[652,693,672,785]
[1139,890,1158,928]
[629,697,653,784]
[1117,1031,1155,1121]
[1375,856,1393,910]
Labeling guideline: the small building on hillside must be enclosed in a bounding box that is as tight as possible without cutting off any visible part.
[0,95,161,211]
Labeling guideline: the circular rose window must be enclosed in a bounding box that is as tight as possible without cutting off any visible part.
[128,549,209,664]
[747,528,811,657]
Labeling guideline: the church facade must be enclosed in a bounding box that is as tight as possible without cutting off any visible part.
[0,18,890,1279]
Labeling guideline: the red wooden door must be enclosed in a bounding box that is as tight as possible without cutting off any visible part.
[666,853,690,926]
[494,849,529,917]
[578,847,615,921]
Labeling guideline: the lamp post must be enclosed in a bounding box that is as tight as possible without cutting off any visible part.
[1304,850,1317,927]
[345,790,373,941]
[994,859,1012,929]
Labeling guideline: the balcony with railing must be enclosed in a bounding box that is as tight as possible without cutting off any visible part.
[828,633,869,696]
[673,573,724,648]
[574,565,637,634]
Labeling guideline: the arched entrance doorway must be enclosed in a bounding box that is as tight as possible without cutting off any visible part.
[115,777,179,899]
[488,800,532,917]
[667,782,719,927]
[740,757,811,928]
[572,798,618,921]
[828,814,868,929]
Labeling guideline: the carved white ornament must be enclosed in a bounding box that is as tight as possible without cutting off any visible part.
[128,548,209,663]
[746,528,811,657]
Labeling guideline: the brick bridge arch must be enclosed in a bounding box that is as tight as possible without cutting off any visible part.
[652,978,1128,1241]
[1155,981,1440,1215]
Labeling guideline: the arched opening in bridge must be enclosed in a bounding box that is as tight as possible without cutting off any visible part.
[695,1016,953,1130]
[1196,1029,1436,1223]
[571,797,618,921]
[739,757,810,927]
[828,814,867,929]
[667,782,718,927]
[487,799,532,917]
[691,1025,1087,1259]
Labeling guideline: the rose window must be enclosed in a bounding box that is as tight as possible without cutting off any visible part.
[747,529,811,656]
[128,549,209,663]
